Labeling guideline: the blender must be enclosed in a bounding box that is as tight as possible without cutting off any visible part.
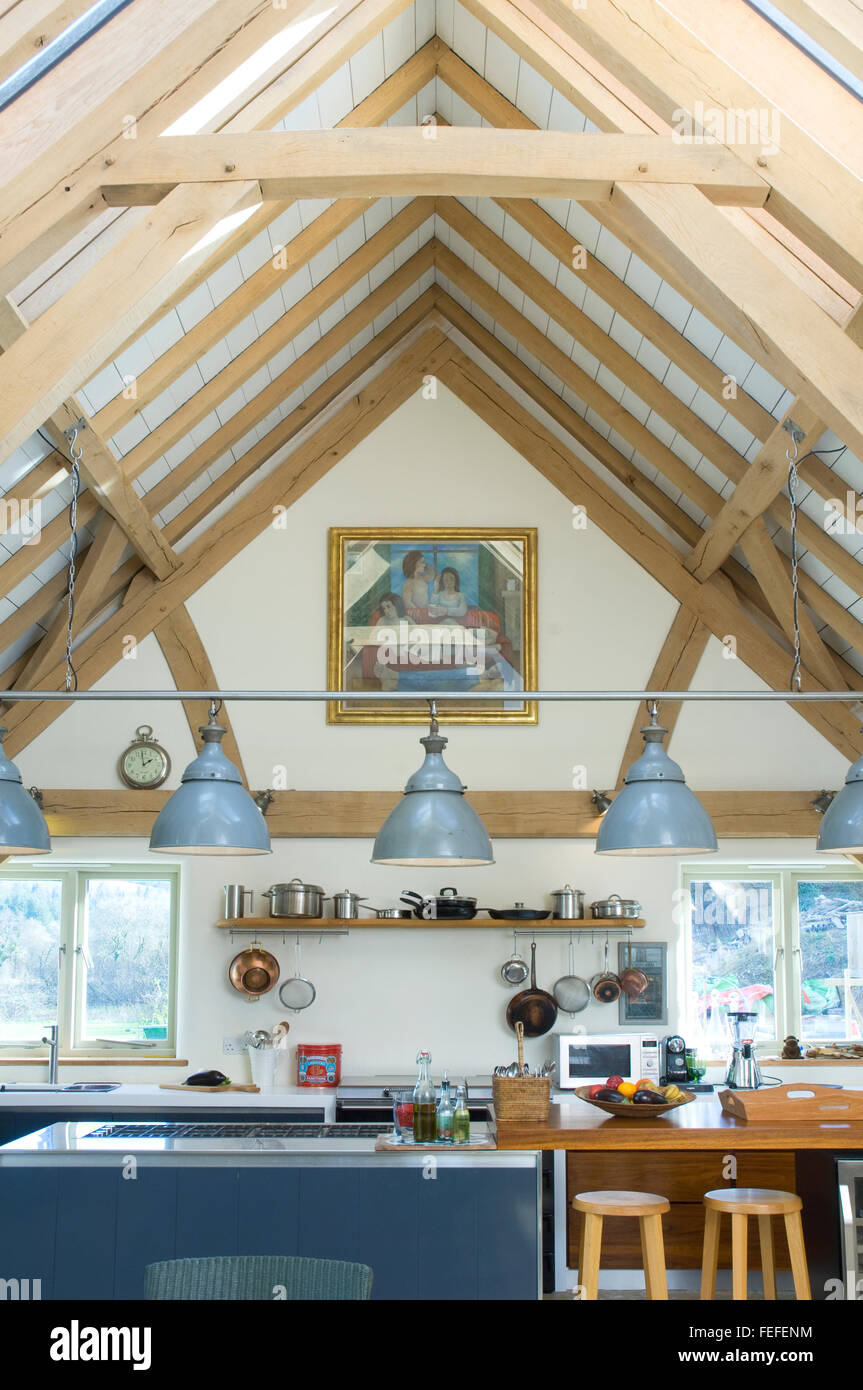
[725,1010,763,1089]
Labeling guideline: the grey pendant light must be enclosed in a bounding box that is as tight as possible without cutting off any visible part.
[0,729,51,854]
[150,703,270,856]
[596,702,717,856]
[817,753,863,852]
[371,702,494,866]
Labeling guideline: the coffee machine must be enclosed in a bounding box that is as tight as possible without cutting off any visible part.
[725,1010,763,1089]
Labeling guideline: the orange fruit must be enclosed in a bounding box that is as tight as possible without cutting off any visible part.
[617,1081,638,1098]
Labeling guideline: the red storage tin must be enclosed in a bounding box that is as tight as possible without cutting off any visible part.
[297,1043,342,1087]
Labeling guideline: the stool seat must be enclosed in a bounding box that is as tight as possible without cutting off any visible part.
[703,1188,801,1216]
[573,1190,671,1218]
[700,1187,810,1301]
[572,1190,669,1299]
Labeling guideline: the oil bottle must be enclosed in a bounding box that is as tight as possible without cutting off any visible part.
[412,1050,436,1143]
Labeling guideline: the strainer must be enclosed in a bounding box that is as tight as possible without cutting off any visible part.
[278,936,316,1012]
[552,934,590,1015]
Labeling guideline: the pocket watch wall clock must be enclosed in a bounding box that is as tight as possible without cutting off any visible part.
[118,726,171,789]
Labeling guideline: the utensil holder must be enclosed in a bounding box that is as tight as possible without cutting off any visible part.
[492,1075,551,1120]
[247,1046,277,1091]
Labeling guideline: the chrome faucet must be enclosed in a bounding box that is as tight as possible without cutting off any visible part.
[41,1024,59,1085]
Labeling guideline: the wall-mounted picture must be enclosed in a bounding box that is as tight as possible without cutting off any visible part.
[327,527,537,724]
[618,942,668,1025]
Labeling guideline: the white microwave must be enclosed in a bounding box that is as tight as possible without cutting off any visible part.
[556,1032,662,1089]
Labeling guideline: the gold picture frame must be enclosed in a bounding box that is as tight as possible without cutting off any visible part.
[327,527,537,724]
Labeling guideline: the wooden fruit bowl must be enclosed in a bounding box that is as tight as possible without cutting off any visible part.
[573,1085,696,1117]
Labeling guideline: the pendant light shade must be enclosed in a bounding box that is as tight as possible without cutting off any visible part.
[371,707,493,866]
[0,728,50,855]
[149,707,270,856]
[596,704,717,856]
[817,750,863,853]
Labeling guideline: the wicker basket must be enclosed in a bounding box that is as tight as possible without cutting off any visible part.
[492,1074,551,1121]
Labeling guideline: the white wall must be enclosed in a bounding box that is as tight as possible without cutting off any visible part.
[2,388,852,1081]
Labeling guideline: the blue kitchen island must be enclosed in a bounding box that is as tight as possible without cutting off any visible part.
[0,1120,541,1300]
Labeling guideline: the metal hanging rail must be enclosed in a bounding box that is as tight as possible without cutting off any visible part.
[0,688,861,703]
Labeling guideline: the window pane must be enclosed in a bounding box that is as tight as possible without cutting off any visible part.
[797,880,863,1041]
[687,880,776,1048]
[0,879,62,1041]
[80,878,172,1043]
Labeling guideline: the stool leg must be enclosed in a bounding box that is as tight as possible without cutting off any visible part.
[639,1213,668,1301]
[758,1215,776,1300]
[700,1208,721,1300]
[784,1211,811,1301]
[578,1212,603,1300]
[731,1213,749,1300]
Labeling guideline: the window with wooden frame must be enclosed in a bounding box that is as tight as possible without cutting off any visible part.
[0,866,179,1058]
[681,866,863,1054]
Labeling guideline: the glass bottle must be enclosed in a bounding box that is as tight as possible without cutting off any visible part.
[453,1084,470,1144]
[412,1050,436,1144]
[436,1070,454,1143]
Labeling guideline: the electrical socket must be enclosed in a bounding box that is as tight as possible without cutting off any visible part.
[222,1035,246,1055]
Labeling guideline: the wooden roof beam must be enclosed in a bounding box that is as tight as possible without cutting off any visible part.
[524,0,863,293]
[98,129,769,205]
[0,0,417,466]
[0,297,178,579]
[0,329,455,755]
[434,345,863,760]
[155,606,246,784]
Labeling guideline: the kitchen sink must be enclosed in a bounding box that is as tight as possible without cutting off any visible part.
[0,1082,120,1092]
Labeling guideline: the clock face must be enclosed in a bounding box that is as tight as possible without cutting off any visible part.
[120,742,169,789]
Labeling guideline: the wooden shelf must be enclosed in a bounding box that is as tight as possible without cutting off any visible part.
[216,916,646,930]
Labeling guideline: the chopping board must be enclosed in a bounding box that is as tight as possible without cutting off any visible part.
[159,1083,260,1093]
[375,1133,496,1151]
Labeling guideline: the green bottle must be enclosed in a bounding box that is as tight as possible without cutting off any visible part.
[453,1084,470,1144]
[436,1070,454,1143]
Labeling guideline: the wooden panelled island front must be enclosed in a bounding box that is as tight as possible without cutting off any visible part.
[496,1097,863,1292]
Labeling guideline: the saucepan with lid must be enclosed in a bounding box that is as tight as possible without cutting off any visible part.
[262,879,325,918]
[590,893,641,920]
[550,884,585,919]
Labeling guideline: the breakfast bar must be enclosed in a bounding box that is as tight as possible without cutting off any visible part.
[497,1096,863,1296]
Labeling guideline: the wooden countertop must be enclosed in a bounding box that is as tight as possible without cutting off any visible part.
[495,1097,863,1150]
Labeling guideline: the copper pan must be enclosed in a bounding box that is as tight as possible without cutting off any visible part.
[229,943,280,1000]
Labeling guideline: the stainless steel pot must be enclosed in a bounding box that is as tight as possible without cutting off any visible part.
[590,893,641,919]
[331,889,367,919]
[262,879,325,918]
[550,884,585,919]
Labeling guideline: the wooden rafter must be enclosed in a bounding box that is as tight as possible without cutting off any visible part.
[0,0,415,466]
[0,297,178,579]
[0,1,94,85]
[1,329,454,756]
[433,346,863,759]
[615,607,712,788]
[686,302,863,581]
[154,606,246,784]
[98,129,768,205]
[22,787,829,840]
[774,0,863,83]
[524,0,863,292]
[0,0,361,293]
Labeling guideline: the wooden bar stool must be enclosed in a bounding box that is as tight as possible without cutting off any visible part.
[573,1190,670,1300]
[700,1189,811,1301]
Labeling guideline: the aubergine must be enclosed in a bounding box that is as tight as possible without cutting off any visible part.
[185,1069,230,1087]
[632,1088,665,1104]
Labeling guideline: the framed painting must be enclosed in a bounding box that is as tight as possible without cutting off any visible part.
[327,527,537,724]
[617,942,668,1025]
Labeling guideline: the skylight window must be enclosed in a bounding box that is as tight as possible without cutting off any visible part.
[745,0,863,103]
[0,0,133,114]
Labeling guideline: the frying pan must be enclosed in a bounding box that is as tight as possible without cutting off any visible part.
[506,941,559,1038]
[487,903,550,920]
